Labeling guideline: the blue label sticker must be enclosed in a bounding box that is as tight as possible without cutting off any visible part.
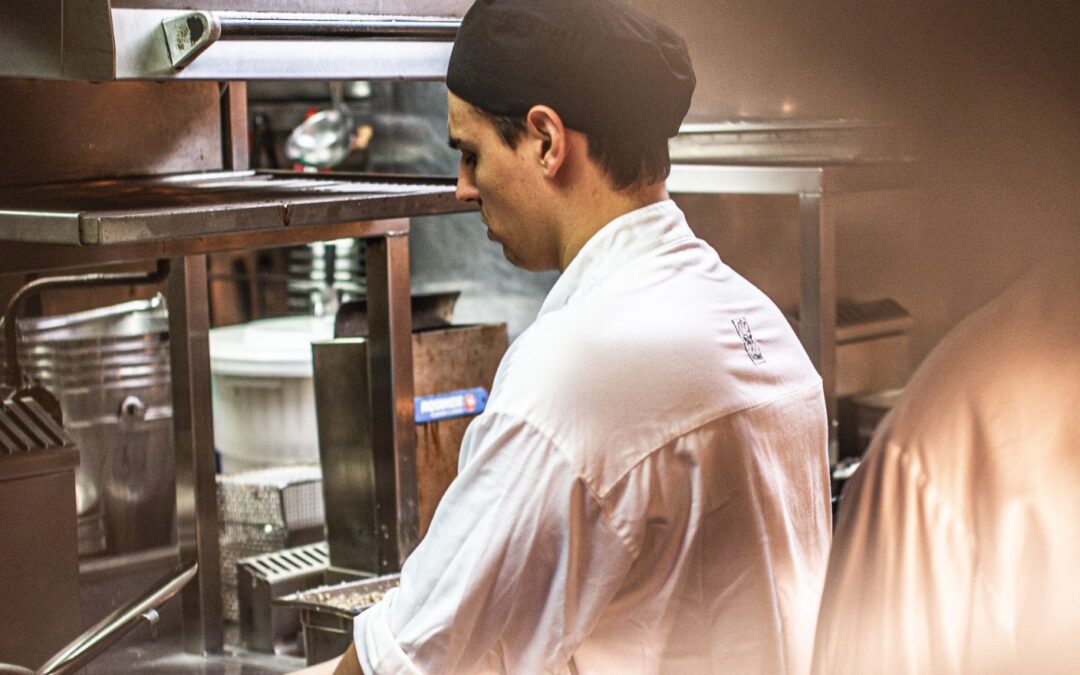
[414,387,489,424]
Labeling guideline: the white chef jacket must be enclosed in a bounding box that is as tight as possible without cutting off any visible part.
[812,243,1080,674]
[355,200,832,674]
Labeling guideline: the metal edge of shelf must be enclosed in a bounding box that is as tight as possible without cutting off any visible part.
[0,173,469,246]
[0,211,84,246]
[81,189,469,246]
[0,220,399,275]
[667,161,920,196]
[667,164,825,196]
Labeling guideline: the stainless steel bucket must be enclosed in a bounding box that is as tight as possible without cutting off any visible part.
[9,295,175,555]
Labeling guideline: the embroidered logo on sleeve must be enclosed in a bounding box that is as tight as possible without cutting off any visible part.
[732,317,766,365]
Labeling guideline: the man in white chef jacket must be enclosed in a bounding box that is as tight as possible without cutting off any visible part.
[812,238,1080,674]
[304,0,832,673]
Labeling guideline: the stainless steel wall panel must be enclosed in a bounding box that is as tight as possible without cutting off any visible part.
[0,1,62,79]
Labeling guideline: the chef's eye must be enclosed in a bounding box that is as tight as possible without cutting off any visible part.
[462,152,477,168]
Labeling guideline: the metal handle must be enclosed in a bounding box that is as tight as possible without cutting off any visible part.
[2,260,170,390]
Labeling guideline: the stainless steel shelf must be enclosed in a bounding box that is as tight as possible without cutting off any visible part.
[0,168,458,654]
[0,171,470,246]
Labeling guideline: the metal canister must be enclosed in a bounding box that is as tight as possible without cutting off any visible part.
[8,295,175,555]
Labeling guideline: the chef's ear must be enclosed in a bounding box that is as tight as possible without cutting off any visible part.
[526,105,566,177]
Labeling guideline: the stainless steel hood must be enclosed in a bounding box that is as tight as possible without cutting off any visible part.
[0,1,469,81]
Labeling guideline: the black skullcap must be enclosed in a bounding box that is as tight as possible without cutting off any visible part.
[447,0,695,139]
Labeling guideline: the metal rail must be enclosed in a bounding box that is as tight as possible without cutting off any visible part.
[36,562,198,675]
[163,12,460,68]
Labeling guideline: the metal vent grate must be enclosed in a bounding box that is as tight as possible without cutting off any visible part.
[0,389,73,456]
[243,542,329,583]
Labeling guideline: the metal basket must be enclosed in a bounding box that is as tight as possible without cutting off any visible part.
[216,465,326,620]
[275,574,400,664]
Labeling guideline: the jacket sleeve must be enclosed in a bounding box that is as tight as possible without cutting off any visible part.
[353,411,637,674]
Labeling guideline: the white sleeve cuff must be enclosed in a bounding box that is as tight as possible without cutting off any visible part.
[352,588,423,675]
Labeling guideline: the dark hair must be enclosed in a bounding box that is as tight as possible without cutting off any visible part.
[477,108,672,192]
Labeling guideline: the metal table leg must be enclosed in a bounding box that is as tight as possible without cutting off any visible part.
[798,192,839,461]
[364,226,419,572]
[166,255,224,654]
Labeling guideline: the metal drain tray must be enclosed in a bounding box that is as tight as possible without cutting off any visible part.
[276,574,400,664]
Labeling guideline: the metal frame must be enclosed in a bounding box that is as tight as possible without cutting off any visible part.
[667,161,918,456]
[364,234,420,569]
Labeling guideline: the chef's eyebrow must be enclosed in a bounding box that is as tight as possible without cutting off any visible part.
[448,136,476,152]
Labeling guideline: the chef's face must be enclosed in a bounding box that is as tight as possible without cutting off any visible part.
[447,92,558,271]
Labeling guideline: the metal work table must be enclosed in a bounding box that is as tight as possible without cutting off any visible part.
[668,158,919,452]
[0,170,474,655]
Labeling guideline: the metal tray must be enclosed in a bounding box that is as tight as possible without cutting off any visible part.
[275,574,400,664]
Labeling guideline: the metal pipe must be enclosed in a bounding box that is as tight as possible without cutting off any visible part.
[163,11,459,69]
[2,260,170,389]
[36,562,197,675]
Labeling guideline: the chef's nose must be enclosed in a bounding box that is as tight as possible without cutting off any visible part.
[456,171,480,203]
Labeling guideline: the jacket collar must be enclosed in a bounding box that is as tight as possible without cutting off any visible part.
[538,199,691,318]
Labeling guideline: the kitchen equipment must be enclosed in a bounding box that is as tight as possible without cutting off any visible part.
[0,167,474,653]
[313,317,507,576]
[0,0,477,651]
[237,542,330,654]
[275,574,401,665]
[216,465,326,621]
[4,291,175,555]
[0,386,82,670]
[287,238,366,315]
[286,82,354,168]
[210,314,335,472]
